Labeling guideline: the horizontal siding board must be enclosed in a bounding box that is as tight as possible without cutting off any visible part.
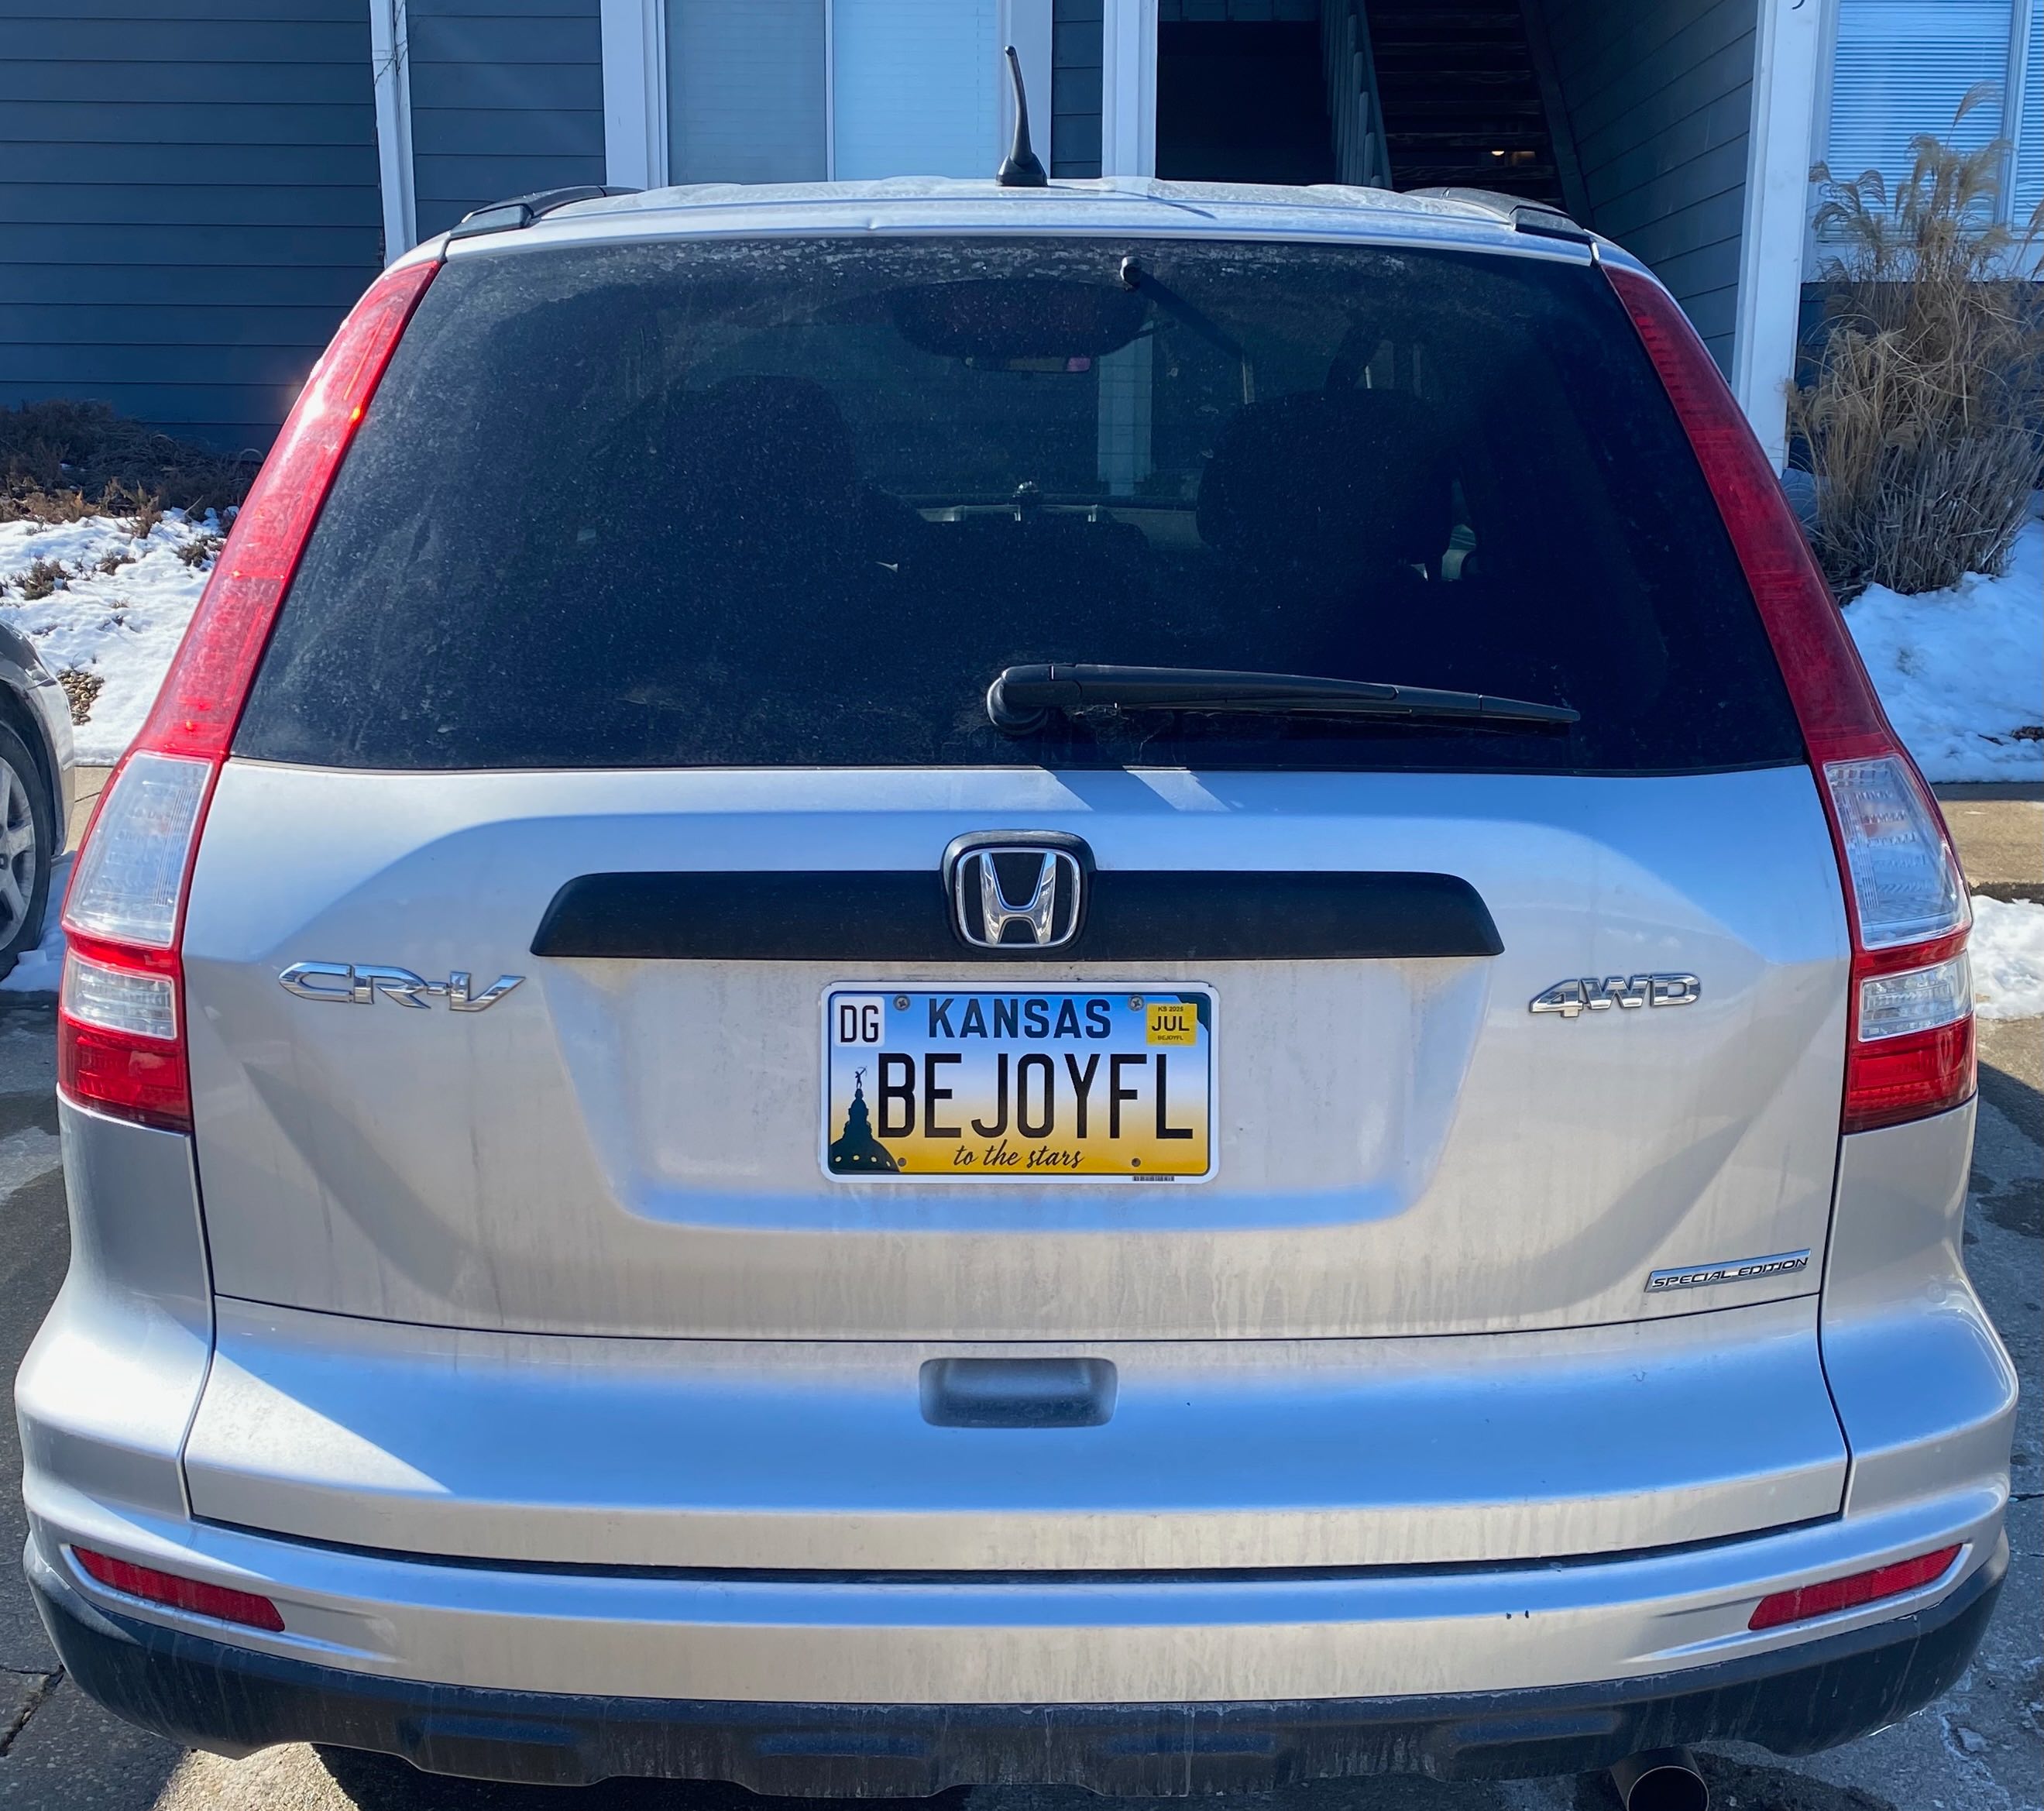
[1,100,379,144]
[407,15,600,63]
[409,106,605,156]
[0,304,355,346]
[412,153,609,202]
[1549,0,1748,115]
[0,184,378,227]
[0,139,377,187]
[1575,88,1749,197]
[1592,135,1750,235]
[1637,236,1743,301]
[5,18,365,59]
[0,62,373,104]
[1,344,331,385]
[1053,64,1104,115]
[5,225,380,264]
[404,60,602,111]
[1684,287,1739,341]
[0,379,300,437]
[1609,185,1747,267]
[1572,36,1757,171]
[397,0,602,11]
[0,265,374,308]
[0,0,357,17]
[1565,9,1755,143]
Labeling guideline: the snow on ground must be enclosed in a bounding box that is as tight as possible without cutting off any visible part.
[0,510,220,765]
[0,854,68,995]
[1970,893,2044,1021]
[1845,517,2044,784]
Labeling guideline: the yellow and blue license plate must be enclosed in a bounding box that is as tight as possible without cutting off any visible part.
[823,987,1216,1182]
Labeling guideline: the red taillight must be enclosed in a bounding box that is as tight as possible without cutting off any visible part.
[57,259,438,1132]
[72,1546,285,1633]
[1605,264,1974,1135]
[1748,1545,1961,1632]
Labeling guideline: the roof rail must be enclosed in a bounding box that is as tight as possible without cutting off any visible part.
[1404,187,1592,244]
[448,186,641,241]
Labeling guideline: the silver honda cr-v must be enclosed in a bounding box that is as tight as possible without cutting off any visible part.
[19,177,2014,1800]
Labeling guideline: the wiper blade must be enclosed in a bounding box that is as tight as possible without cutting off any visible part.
[986,664,1579,735]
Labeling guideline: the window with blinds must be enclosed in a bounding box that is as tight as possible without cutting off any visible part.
[666,0,828,186]
[664,0,1005,186]
[1823,0,2036,231]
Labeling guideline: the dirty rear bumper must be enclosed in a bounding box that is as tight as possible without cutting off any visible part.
[29,1534,2004,1796]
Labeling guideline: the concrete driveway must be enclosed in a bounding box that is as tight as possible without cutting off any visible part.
[3,792,2039,1811]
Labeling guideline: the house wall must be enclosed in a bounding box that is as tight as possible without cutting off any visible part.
[407,0,606,239]
[1541,0,1758,373]
[1053,0,1104,177]
[0,0,384,452]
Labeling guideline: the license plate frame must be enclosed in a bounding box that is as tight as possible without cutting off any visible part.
[820,985,1218,1184]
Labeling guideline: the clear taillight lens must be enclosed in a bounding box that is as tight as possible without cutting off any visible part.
[63,753,210,948]
[62,950,178,1041]
[1824,754,1968,949]
[1858,953,1971,1043]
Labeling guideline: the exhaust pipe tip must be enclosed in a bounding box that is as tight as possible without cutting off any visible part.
[1609,1747,1709,1811]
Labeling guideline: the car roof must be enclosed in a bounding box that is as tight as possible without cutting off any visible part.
[430,177,1609,268]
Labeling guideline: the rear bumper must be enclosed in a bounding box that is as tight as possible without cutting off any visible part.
[29,1529,2006,1794]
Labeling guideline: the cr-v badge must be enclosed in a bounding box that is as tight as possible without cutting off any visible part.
[278,962,524,1012]
[1529,974,1700,1019]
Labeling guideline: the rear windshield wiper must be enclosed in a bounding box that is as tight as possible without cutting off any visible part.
[986,664,1579,736]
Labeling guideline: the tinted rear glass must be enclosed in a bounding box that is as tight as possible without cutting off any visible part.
[238,235,1802,773]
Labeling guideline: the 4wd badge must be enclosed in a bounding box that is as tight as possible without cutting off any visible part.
[1529,974,1700,1019]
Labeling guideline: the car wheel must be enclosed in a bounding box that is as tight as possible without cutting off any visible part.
[0,723,55,985]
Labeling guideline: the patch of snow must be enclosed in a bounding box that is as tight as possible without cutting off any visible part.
[0,853,70,995]
[1970,893,2044,1022]
[1846,519,2044,784]
[0,511,217,765]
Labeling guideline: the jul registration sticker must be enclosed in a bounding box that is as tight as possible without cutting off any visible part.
[822,987,1216,1182]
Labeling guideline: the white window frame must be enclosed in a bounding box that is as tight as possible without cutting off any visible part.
[1101,0,1159,177]
[369,0,417,261]
[600,0,1056,190]
[1731,0,1827,469]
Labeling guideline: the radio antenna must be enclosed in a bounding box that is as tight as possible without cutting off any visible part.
[997,45,1048,187]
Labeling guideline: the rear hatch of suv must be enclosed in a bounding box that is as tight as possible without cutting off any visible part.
[157,216,1862,1564]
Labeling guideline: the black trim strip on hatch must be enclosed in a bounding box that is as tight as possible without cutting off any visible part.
[530,871,1502,961]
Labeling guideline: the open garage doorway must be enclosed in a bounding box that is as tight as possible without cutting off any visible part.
[1153,5,1337,186]
[1148,0,1566,207]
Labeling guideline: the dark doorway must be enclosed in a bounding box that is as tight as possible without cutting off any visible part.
[1155,21,1336,185]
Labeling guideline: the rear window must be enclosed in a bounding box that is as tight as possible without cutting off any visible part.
[236,235,1802,774]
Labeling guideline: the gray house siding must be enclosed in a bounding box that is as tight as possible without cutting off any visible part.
[1052,0,1104,178]
[1539,0,1756,373]
[407,0,606,239]
[0,0,383,452]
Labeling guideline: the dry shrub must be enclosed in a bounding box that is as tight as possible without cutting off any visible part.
[1790,88,2044,599]
[15,558,70,602]
[0,400,256,526]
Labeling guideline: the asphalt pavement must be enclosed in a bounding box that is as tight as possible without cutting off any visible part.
[2,790,2038,1811]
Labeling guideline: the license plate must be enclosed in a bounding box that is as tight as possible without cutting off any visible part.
[823,987,1215,1182]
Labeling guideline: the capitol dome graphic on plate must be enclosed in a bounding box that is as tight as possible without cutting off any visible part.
[829,1067,900,1174]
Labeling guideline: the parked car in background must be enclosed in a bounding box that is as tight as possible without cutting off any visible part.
[0,625,72,981]
[18,178,2014,1802]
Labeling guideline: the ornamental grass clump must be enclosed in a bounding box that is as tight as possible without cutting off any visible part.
[1791,89,2043,599]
